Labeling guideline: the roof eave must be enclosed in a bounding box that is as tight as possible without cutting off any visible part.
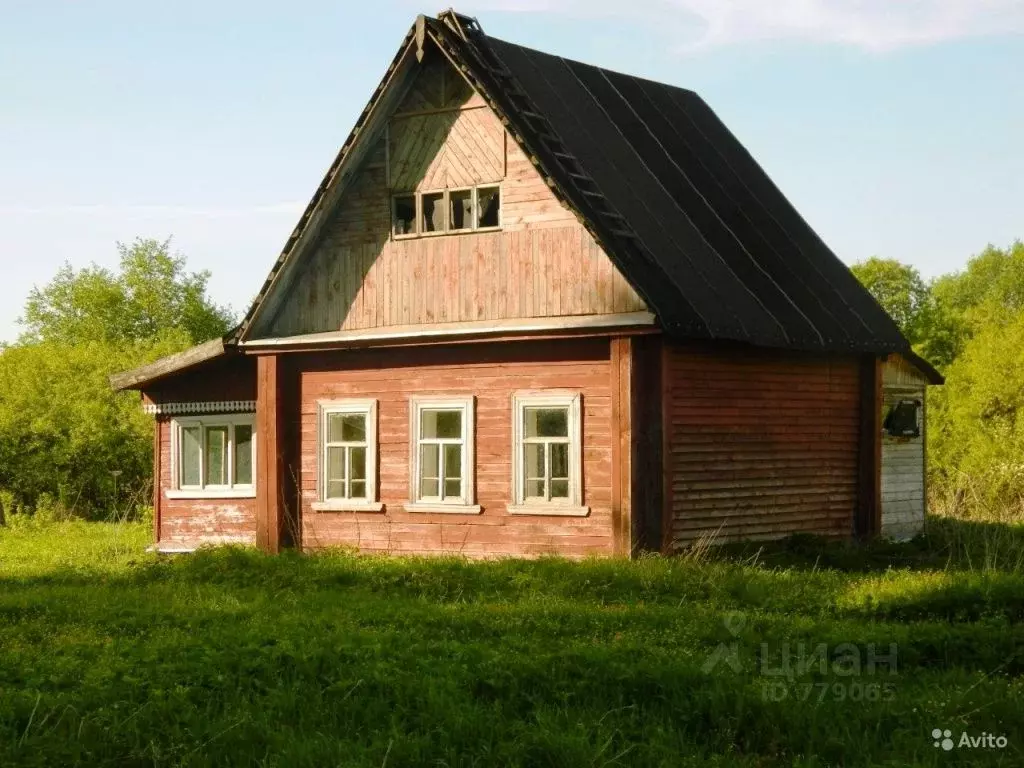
[109,337,231,391]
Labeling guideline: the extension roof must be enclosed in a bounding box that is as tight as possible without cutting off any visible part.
[114,10,918,391]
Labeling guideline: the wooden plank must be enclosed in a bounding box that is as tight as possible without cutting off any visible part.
[856,355,883,538]
[153,419,162,544]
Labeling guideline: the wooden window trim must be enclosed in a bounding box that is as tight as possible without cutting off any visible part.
[510,391,588,516]
[316,399,379,510]
[168,413,256,499]
[407,395,476,512]
[390,184,503,241]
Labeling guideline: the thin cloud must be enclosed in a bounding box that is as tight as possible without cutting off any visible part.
[465,0,1024,51]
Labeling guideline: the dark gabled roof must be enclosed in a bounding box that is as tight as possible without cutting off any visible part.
[232,10,911,357]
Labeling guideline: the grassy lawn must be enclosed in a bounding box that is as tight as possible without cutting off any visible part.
[1,520,1022,766]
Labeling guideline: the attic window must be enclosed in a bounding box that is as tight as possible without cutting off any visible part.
[393,195,416,236]
[392,186,502,239]
[449,189,473,231]
[883,399,921,438]
[478,186,500,228]
[422,192,445,233]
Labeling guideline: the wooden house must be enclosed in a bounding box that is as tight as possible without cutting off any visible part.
[111,11,943,556]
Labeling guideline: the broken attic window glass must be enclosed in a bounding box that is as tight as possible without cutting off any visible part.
[393,195,416,236]
[477,186,500,228]
[449,189,473,231]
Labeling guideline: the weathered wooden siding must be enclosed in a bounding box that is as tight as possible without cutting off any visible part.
[143,357,258,548]
[880,384,926,540]
[257,54,644,339]
[155,417,257,547]
[297,339,615,557]
[142,356,256,406]
[663,343,861,546]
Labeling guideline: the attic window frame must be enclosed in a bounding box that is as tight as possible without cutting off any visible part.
[391,184,502,240]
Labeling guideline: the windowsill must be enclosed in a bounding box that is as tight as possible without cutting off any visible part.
[508,504,590,517]
[311,501,385,513]
[403,503,483,515]
[391,226,504,241]
[165,489,256,500]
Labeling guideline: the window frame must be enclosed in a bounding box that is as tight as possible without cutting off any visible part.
[313,399,383,513]
[391,184,502,240]
[406,395,480,514]
[509,391,588,516]
[474,184,502,232]
[167,413,256,499]
[391,194,419,239]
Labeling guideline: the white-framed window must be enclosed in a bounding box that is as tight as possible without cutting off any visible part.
[313,400,382,512]
[509,392,588,516]
[407,395,480,514]
[168,414,255,499]
[391,185,502,239]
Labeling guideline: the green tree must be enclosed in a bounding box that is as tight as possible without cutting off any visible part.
[0,238,235,517]
[20,237,235,346]
[850,257,932,345]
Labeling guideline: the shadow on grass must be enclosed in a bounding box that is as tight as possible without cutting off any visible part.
[709,517,1024,574]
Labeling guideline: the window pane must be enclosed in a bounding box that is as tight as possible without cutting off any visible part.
[525,479,545,498]
[328,412,367,443]
[342,413,366,442]
[524,407,568,438]
[422,192,445,232]
[204,426,228,486]
[550,442,569,479]
[181,426,201,487]
[393,195,416,235]
[421,409,462,439]
[443,443,462,480]
[478,186,500,228]
[419,443,439,498]
[444,478,462,498]
[524,443,544,480]
[234,424,253,485]
[326,446,346,499]
[350,446,366,481]
[350,480,367,500]
[449,189,473,230]
[550,479,569,499]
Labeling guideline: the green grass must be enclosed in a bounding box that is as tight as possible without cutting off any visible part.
[1,519,1023,767]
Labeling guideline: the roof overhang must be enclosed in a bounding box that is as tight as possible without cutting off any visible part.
[109,338,231,391]
[900,350,945,385]
[240,312,657,352]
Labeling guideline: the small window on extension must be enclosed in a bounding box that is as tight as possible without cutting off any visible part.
[449,189,473,231]
[422,192,445,233]
[477,186,500,228]
[393,195,416,236]
[883,399,921,438]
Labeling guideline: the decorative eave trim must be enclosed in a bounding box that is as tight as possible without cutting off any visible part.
[143,400,256,416]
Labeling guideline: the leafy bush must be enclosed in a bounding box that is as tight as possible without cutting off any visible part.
[0,238,234,519]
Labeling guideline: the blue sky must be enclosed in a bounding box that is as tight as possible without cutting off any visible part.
[2,0,1022,342]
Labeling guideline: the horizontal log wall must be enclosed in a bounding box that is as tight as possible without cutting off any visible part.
[297,339,615,557]
[663,343,861,547]
[145,357,258,547]
[156,417,257,547]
